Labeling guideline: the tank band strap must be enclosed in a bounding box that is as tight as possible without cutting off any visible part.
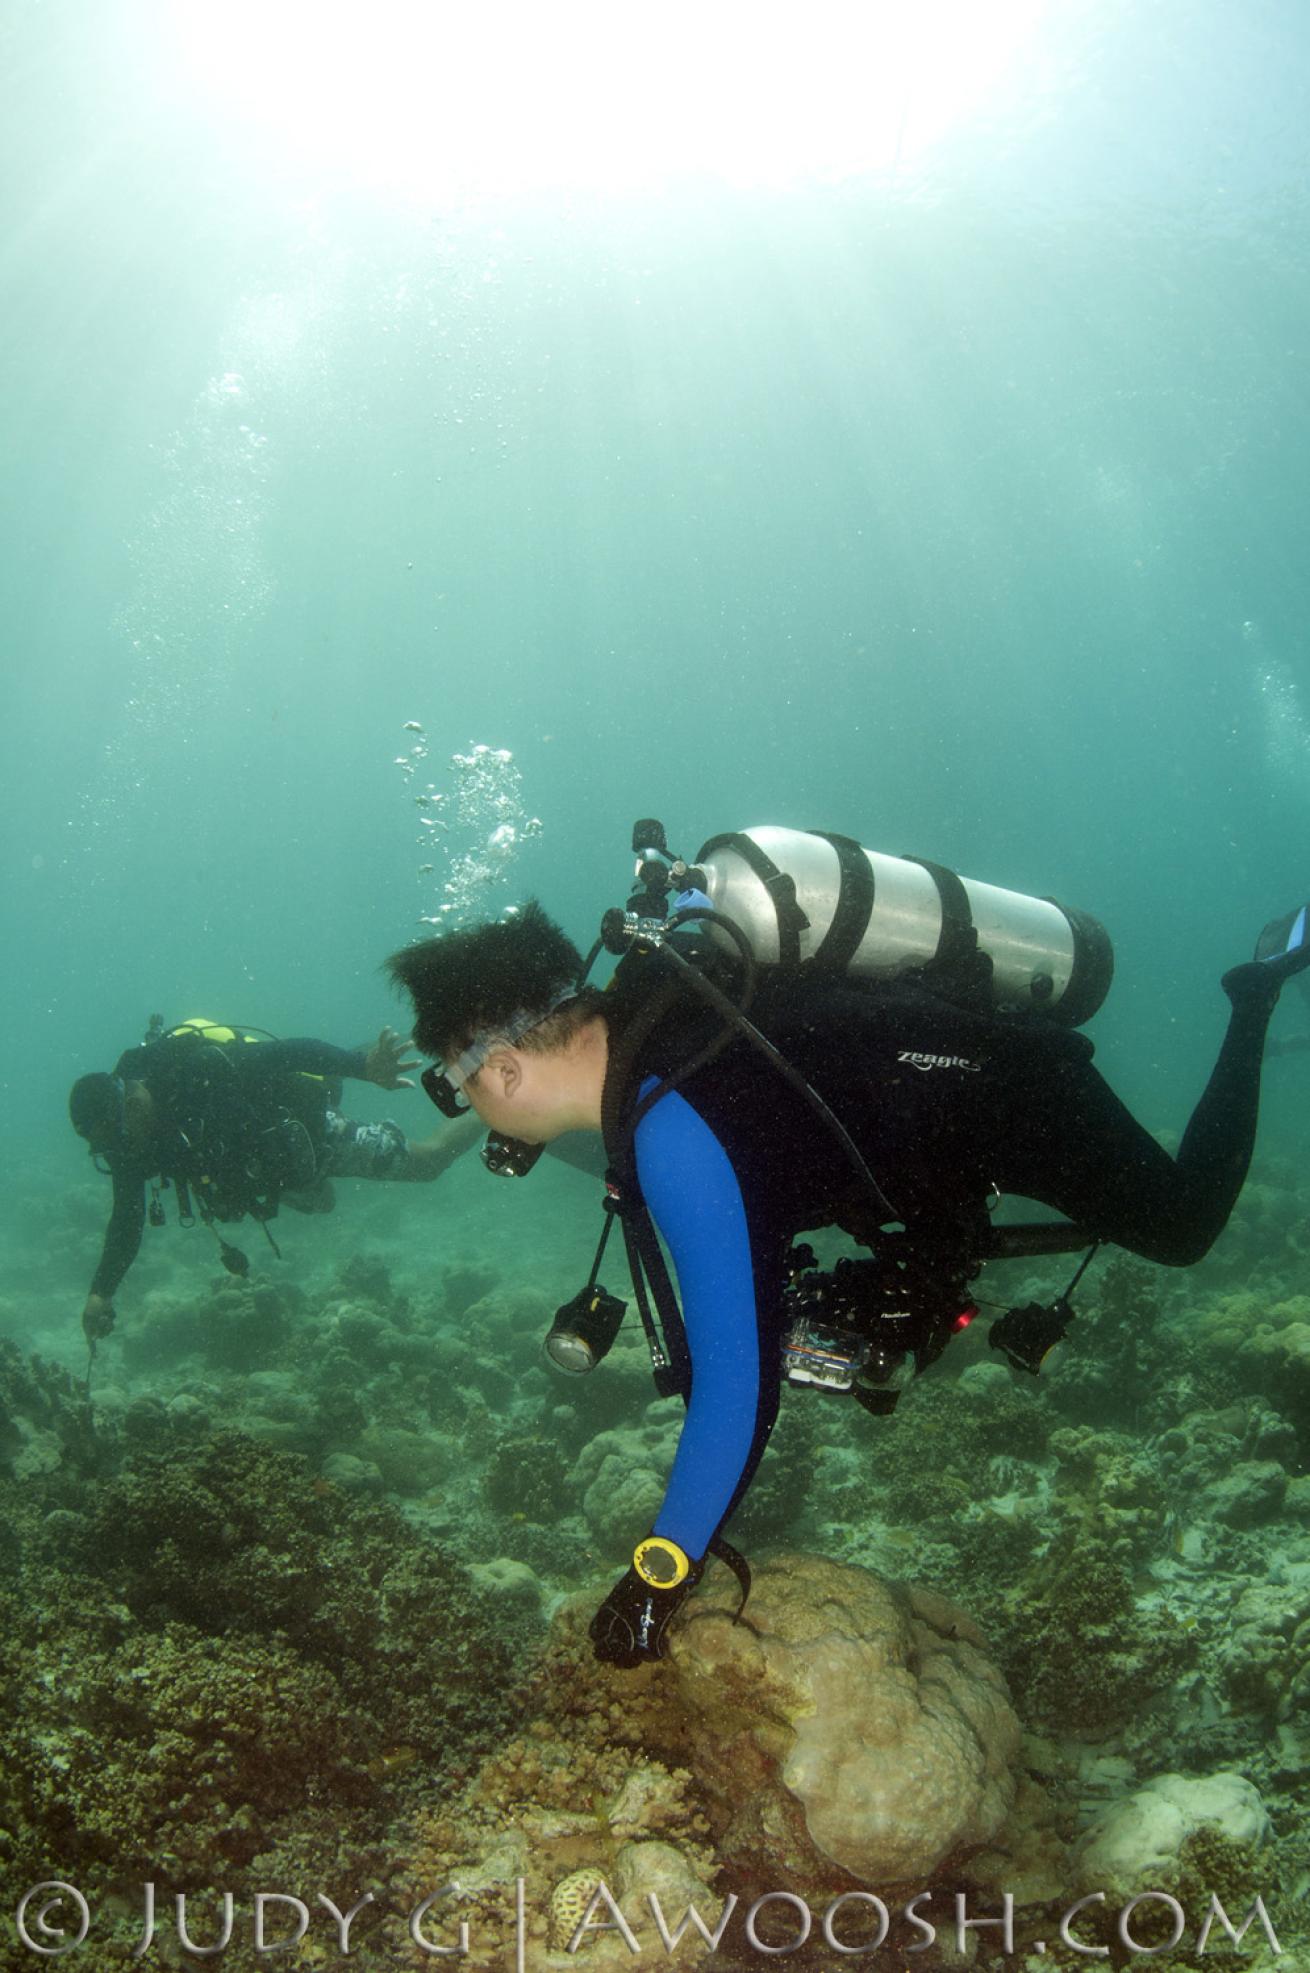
[1046,898,1115,1026]
[902,855,977,975]
[809,831,874,971]
[698,833,810,967]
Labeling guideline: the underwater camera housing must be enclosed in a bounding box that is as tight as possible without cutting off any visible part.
[779,1243,977,1416]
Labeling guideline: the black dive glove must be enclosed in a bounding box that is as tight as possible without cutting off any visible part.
[82,1295,116,1344]
[590,1537,703,1668]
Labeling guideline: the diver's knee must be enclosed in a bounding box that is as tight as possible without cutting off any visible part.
[283,1178,337,1215]
[1138,1228,1213,1268]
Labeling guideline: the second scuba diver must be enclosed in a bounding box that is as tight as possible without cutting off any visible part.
[70,1018,479,1346]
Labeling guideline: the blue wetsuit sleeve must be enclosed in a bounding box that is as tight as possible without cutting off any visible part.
[633,1087,762,1562]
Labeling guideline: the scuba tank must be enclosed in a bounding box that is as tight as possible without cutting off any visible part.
[690,826,1113,1025]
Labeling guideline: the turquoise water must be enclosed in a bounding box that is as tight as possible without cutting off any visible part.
[3,0,1310,1351]
[4,5,1310,1955]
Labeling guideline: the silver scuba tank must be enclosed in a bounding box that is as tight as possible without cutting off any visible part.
[694,827,1113,1026]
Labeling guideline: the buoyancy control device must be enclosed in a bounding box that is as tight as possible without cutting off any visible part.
[136,1015,330,1270]
[534,818,1110,1419]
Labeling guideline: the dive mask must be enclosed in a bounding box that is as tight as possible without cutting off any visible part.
[419,992,579,1118]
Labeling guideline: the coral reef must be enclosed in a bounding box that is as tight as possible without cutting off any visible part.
[0,1337,98,1481]
[723,1398,825,1550]
[0,1422,530,1967]
[12,1133,1310,1968]
[397,1556,1045,1970]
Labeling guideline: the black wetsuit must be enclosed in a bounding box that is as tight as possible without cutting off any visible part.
[89,1034,368,1300]
[606,973,1274,1563]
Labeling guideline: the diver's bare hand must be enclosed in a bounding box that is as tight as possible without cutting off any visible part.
[364,1026,420,1090]
[82,1294,115,1343]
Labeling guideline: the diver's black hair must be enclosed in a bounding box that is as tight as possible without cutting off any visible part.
[386,899,591,1057]
[68,1071,124,1149]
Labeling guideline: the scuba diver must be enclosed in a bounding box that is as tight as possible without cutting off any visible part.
[70,1017,479,1346]
[385,828,1310,1670]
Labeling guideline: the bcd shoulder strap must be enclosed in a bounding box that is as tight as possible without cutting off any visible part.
[599,973,694,1399]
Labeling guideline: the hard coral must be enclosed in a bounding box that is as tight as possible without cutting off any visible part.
[1218,1580,1310,1718]
[571,1420,675,1554]
[484,1431,571,1522]
[121,1277,303,1374]
[0,1338,97,1481]
[668,1552,1022,1895]
[1073,1769,1272,1952]
[334,1250,404,1310]
[400,1596,717,1969]
[1001,1536,1194,1737]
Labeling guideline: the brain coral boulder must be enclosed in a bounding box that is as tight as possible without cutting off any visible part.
[667,1552,1021,1895]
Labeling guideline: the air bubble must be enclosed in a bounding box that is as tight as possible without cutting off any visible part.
[396,728,542,930]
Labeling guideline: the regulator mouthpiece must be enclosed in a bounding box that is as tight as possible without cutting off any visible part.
[481,1134,546,1178]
